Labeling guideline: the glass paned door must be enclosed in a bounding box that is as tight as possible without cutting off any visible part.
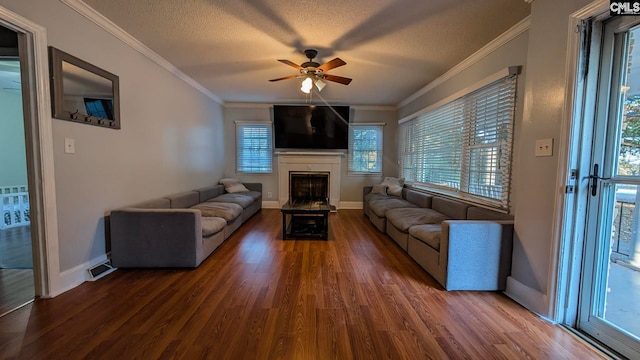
[579,17,640,359]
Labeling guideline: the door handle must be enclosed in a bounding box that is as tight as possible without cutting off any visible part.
[588,163,611,196]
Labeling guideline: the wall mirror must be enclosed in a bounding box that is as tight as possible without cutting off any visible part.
[48,47,120,129]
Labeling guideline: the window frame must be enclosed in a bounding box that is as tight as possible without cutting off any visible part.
[235,120,273,174]
[348,123,385,175]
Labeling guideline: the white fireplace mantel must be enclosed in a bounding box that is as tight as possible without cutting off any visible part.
[277,152,343,208]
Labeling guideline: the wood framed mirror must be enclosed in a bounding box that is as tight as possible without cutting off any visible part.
[48,47,120,129]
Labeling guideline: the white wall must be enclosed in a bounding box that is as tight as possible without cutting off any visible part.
[0,1,226,275]
[0,89,27,186]
[223,104,398,206]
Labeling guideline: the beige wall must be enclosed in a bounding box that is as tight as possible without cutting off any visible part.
[0,0,226,272]
[223,104,398,205]
[398,28,534,307]
[399,0,598,318]
[506,0,594,316]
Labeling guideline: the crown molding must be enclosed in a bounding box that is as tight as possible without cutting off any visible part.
[61,0,224,105]
[398,15,531,108]
[224,102,397,111]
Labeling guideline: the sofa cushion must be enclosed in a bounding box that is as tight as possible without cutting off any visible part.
[364,192,392,203]
[237,191,262,202]
[195,185,225,202]
[191,202,243,221]
[201,216,226,237]
[467,206,513,221]
[409,224,442,251]
[167,191,200,209]
[208,193,255,208]
[130,198,171,209]
[432,197,470,220]
[368,198,417,218]
[386,208,450,232]
[405,189,433,208]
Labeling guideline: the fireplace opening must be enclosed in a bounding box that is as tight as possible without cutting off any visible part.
[289,172,329,205]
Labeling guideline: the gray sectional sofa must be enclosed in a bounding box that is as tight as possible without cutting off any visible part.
[363,186,513,291]
[110,183,261,268]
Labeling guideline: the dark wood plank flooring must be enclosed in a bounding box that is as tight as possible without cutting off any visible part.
[0,209,606,359]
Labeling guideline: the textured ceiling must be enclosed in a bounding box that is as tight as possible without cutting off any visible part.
[82,0,530,106]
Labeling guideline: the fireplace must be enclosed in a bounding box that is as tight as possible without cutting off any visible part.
[289,172,329,205]
[277,152,342,208]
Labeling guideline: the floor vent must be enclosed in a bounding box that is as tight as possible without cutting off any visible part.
[87,260,116,281]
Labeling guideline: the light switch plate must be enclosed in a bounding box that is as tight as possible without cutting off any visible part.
[535,138,553,157]
[64,138,75,154]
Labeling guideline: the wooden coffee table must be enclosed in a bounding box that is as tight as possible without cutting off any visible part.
[281,200,330,240]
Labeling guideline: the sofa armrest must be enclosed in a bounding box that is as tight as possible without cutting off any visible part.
[363,186,373,199]
[110,208,204,268]
[244,183,262,193]
[440,220,514,290]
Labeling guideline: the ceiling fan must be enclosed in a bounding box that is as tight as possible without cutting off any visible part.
[269,49,352,93]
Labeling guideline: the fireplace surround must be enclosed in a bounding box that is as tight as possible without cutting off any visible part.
[277,152,342,208]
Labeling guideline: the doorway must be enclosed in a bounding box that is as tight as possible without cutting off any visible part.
[0,24,34,316]
[564,12,640,359]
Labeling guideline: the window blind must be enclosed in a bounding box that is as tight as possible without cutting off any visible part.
[399,73,517,209]
[236,122,273,173]
[348,124,384,174]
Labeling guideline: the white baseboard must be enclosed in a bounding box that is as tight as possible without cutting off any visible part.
[51,253,113,297]
[504,276,551,320]
[339,201,363,209]
[262,200,280,209]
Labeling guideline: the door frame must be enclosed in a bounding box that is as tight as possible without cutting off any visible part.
[555,1,640,357]
[0,6,60,298]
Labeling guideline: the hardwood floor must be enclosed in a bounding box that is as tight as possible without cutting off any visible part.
[0,269,34,317]
[0,209,607,359]
[0,225,34,316]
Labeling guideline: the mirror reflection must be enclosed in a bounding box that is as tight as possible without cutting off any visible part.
[62,61,115,120]
[49,47,120,129]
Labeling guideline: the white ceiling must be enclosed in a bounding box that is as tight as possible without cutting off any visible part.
[82,0,530,106]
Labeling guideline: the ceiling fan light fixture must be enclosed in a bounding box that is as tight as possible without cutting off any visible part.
[301,77,313,94]
[315,79,326,92]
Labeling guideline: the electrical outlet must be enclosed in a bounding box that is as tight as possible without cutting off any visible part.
[267,191,272,199]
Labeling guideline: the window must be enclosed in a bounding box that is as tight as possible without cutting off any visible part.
[348,123,384,174]
[235,121,272,173]
[399,69,518,209]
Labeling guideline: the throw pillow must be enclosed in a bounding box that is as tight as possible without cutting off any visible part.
[226,182,250,193]
[219,177,240,186]
[381,177,404,197]
[371,184,388,195]
[219,178,249,193]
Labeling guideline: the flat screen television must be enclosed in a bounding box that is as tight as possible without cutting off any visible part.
[273,105,350,150]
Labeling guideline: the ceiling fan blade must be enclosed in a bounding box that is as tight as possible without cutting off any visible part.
[318,58,346,72]
[324,74,352,85]
[277,59,303,70]
[269,75,298,82]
